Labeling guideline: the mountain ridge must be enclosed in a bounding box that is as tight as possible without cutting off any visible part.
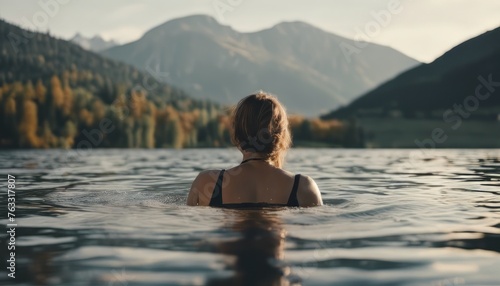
[322,26,500,120]
[102,14,420,116]
[0,18,230,149]
[70,33,118,52]
[0,17,187,104]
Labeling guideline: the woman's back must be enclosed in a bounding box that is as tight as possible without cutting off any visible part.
[188,159,322,207]
[187,92,323,208]
[211,160,299,206]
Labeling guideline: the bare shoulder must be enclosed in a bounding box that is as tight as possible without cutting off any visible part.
[187,170,222,206]
[297,174,323,207]
[194,170,221,185]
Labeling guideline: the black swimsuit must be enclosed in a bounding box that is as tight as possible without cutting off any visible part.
[209,169,301,208]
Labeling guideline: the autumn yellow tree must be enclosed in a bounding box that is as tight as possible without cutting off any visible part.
[62,120,77,148]
[18,100,40,148]
[50,75,64,108]
[24,81,35,100]
[155,105,184,148]
[2,95,17,145]
[78,109,94,127]
[62,85,74,117]
[130,89,146,119]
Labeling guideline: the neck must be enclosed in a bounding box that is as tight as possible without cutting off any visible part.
[240,152,277,166]
[241,157,266,164]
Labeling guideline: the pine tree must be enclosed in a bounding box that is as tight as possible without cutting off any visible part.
[35,79,47,104]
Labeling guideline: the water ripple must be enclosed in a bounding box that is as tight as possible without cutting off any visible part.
[0,149,499,285]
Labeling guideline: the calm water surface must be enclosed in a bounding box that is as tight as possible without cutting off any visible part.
[0,149,499,286]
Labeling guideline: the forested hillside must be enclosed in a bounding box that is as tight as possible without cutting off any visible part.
[0,19,229,148]
[0,19,363,149]
[323,26,500,120]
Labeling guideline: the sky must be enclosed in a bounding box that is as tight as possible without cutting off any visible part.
[0,0,499,63]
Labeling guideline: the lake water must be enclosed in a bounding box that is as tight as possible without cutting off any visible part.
[0,149,499,286]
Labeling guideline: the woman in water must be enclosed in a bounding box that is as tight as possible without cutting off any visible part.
[187,92,323,207]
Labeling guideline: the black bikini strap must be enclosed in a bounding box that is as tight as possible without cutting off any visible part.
[287,174,301,207]
[209,170,225,206]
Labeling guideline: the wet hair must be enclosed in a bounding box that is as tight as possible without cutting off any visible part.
[231,92,291,168]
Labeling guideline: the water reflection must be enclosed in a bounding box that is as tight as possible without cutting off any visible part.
[206,209,295,286]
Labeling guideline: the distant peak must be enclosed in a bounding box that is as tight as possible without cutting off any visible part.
[271,21,318,31]
[71,32,84,40]
[274,21,311,28]
[258,21,340,39]
[70,32,117,52]
[90,35,104,41]
[161,14,222,29]
[142,14,229,39]
[174,14,218,23]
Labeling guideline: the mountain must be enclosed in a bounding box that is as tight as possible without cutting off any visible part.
[101,15,419,116]
[0,19,193,104]
[0,19,362,149]
[322,26,500,120]
[70,33,118,52]
[0,18,226,149]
